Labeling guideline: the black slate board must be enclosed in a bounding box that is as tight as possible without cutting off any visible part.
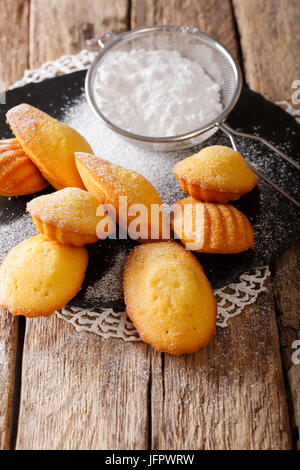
[0,70,300,312]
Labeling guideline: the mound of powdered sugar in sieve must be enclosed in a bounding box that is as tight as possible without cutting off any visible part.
[93,49,223,137]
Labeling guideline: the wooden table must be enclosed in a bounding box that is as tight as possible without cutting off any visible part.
[0,0,299,450]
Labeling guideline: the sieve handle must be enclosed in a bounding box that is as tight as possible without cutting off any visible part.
[219,122,300,171]
[86,32,118,48]
[217,122,300,209]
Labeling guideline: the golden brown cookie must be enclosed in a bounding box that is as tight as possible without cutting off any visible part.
[0,234,88,317]
[0,138,48,196]
[174,145,258,202]
[6,103,93,190]
[27,187,116,246]
[123,242,216,355]
[75,152,170,243]
[171,196,254,253]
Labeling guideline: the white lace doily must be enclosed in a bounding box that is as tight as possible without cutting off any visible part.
[12,48,298,341]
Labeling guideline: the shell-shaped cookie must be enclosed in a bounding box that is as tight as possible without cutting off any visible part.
[171,197,254,253]
[75,152,170,243]
[174,145,258,202]
[0,138,48,196]
[123,242,216,355]
[0,234,88,317]
[6,104,93,190]
[27,187,116,247]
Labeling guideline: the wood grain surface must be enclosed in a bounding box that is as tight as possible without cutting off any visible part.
[0,0,30,450]
[16,316,150,450]
[0,0,299,450]
[233,0,300,107]
[131,0,238,58]
[0,311,19,449]
[0,0,29,88]
[273,241,300,449]
[29,0,129,67]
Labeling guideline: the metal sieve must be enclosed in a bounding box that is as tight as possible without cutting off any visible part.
[86,25,300,208]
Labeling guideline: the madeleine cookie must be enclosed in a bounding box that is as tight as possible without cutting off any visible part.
[171,196,254,253]
[75,152,170,243]
[0,138,48,196]
[124,242,216,355]
[27,187,116,246]
[174,145,258,202]
[0,234,88,317]
[6,103,93,190]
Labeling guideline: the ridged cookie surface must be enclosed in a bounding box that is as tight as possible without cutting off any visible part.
[0,138,48,196]
[0,234,88,317]
[124,242,216,355]
[174,145,258,202]
[171,197,254,253]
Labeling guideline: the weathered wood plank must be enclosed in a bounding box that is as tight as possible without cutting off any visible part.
[132,0,293,449]
[232,0,300,107]
[0,0,30,450]
[289,366,300,450]
[131,0,238,58]
[233,0,300,449]
[16,0,150,450]
[29,0,129,68]
[16,316,150,449]
[0,310,19,450]
[151,280,291,449]
[273,241,300,449]
[0,0,30,88]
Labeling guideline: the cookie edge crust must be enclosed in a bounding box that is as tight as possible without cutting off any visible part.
[30,216,99,247]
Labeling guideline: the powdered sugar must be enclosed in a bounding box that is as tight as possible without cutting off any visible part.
[85,246,129,303]
[0,211,36,254]
[93,49,223,137]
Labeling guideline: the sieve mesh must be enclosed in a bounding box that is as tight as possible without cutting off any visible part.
[86,25,242,150]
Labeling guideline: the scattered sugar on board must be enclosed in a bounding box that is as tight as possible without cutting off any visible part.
[85,246,129,303]
[93,49,223,137]
[0,212,36,255]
